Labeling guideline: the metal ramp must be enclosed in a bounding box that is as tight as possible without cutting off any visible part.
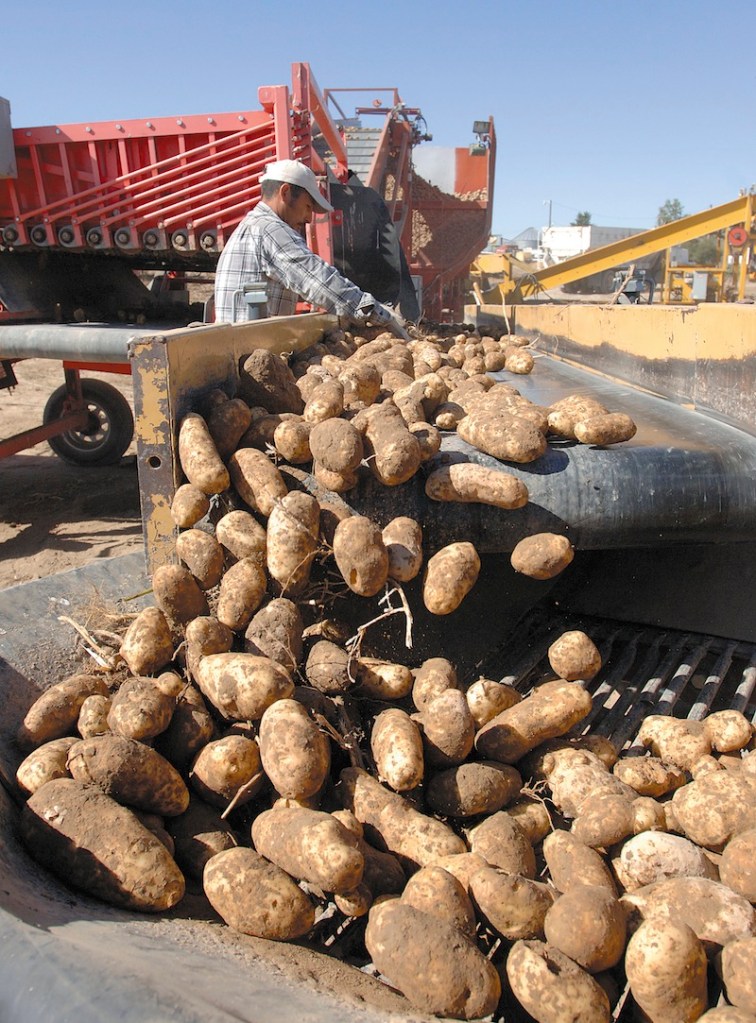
[343,126,382,185]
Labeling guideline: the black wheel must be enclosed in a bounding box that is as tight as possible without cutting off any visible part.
[43,378,134,466]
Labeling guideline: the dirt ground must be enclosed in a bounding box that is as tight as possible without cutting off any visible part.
[0,359,144,590]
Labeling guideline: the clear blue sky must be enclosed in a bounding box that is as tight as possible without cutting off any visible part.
[4,0,754,239]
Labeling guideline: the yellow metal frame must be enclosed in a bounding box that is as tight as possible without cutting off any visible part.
[491,192,755,303]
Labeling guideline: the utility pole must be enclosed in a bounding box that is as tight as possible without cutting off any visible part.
[544,199,552,229]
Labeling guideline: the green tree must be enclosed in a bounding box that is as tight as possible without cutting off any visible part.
[687,234,720,266]
[572,211,592,226]
[657,199,685,225]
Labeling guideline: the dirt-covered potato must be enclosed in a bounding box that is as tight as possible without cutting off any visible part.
[17,673,111,750]
[195,652,293,721]
[152,564,209,624]
[303,377,344,423]
[426,761,522,819]
[353,656,413,700]
[107,676,176,741]
[721,937,756,1015]
[184,616,233,679]
[308,417,364,474]
[625,918,707,1023]
[423,541,480,615]
[571,792,636,848]
[475,678,592,764]
[206,397,252,460]
[119,606,174,676]
[175,528,225,590]
[272,416,312,464]
[178,412,230,496]
[548,630,602,681]
[77,694,112,739]
[16,736,78,796]
[616,831,718,891]
[412,657,459,712]
[638,715,713,771]
[401,865,476,937]
[243,598,303,675]
[21,778,185,911]
[425,463,529,510]
[574,412,637,446]
[511,532,574,579]
[381,516,424,582]
[215,556,267,632]
[189,734,263,809]
[67,733,189,816]
[671,770,756,849]
[543,830,617,895]
[418,689,475,768]
[338,361,381,407]
[465,677,522,728]
[215,509,267,562]
[544,885,627,973]
[167,798,237,880]
[371,708,424,792]
[258,698,331,801]
[266,490,319,597]
[719,828,756,902]
[504,797,553,845]
[361,401,422,486]
[364,899,501,1020]
[704,710,753,753]
[467,811,535,877]
[170,483,210,528]
[205,846,314,938]
[252,806,363,894]
[408,422,441,462]
[470,867,555,942]
[546,751,636,820]
[155,683,216,770]
[305,640,352,695]
[613,755,686,797]
[457,409,547,463]
[238,348,304,415]
[228,447,287,517]
[507,940,610,1023]
[333,515,389,597]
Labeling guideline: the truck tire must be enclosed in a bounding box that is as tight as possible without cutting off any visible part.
[43,378,134,466]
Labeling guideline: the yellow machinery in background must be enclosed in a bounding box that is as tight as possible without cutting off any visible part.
[472,191,755,305]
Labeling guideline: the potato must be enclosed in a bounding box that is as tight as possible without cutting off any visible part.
[625,917,707,1023]
[504,797,553,844]
[303,377,344,423]
[423,541,480,615]
[475,678,592,764]
[426,761,522,818]
[621,876,756,949]
[77,694,112,739]
[672,770,756,849]
[184,615,234,679]
[21,779,185,911]
[571,792,635,848]
[547,753,637,819]
[467,811,535,877]
[17,673,110,750]
[238,348,304,414]
[457,409,547,463]
[303,639,351,694]
[408,422,441,462]
[548,630,601,681]
[272,416,312,464]
[354,656,413,700]
[721,937,756,1015]
[425,463,529,510]
[16,736,78,796]
[177,412,230,496]
[205,396,252,460]
[505,349,534,374]
[167,798,237,880]
[613,755,687,797]
[333,515,389,597]
[705,710,753,753]
[170,483,210,528]
[412,657,458,712]
[215,509,267,562]
[239,411,297,450]
[228,447,287,518]
[266,490,319,597]
[154,683,216,769]
[364,899,501,1020]
[215,556,267,631]
[258,698,331,801]
[465,677,522,728]
[697,1009,756,1022]
[433,401,466,430]
[308,417,363,474]
[543,830,617,894]
[371,708,424,792]
[189,734,263,809]
[119,606,174,676]
[152,564,209,624]
[175,528,225,590]
[312,460,359,493]
[469,865,554,941]
[381,516,423,582]
[544,885,627,973]
[107,676,175,741]
[361,401,422,486]
[204,846,313,939]
[418,689,475,768]
[574,411,637,446]
[195,652,293,721]
[429,852,489,893]
[67,733,189,816]
[252,806,363,894]
[511,532,574,579]
[506,940,610,1023]
[638,715,713,771]
[339,766,465,868]
[338,361,381,407]
[243,597,303,674]
[616,831,718,891]
[720,828,756,902]
[401,865,476,937]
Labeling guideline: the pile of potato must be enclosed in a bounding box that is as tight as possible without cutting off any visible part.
[13,324,756,1023]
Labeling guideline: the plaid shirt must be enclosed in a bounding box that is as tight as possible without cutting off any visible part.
[214,202,377,323]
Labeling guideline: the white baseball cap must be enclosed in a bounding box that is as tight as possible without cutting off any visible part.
[260,159,334,213]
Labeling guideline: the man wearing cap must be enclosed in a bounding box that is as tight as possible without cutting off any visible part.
[214,159,404,332]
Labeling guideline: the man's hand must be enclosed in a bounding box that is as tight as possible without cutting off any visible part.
[370,302,411,340]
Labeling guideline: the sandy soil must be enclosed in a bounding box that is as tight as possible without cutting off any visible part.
[0,359,144,589]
